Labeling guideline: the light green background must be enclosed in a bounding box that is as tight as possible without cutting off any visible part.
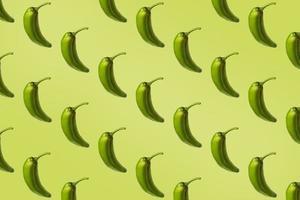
[0,0,299,199]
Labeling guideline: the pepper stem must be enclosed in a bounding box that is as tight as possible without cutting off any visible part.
[0,52,13,61]
[224,52,239,60]
[186,177,201,185]
[0,127,14,135]
[186,102,201,110]
[187,27,202,35]
[74,177,89,185]
[148,77,164,85]
[261,77,276,85]
[149,152,164,160]
[261,152,276,160]
[36,152,51,160]
[149,2,164,10]
[262,2,276,10]
[111,127,126,135]
[36,77,51,85]
[224,127,239,135]
[74,27,89,35]
[111,52,126,60]
[36,2,51,10]
[73,102,89,110]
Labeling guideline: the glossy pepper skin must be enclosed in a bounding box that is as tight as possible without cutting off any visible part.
[211,127,239,173]
[61,177,89,200]
[61,27,89,73]
[173,102,202,148]
[174,27,202,73]
[248,152,277,198]
[23,2,52,48]
[211,52,239,97]
[0,127,14,173]
[0,0,14,23]
[286,107,300,144]
[0,52,14,98]
[136,152,164,198]
[248,2,277,48]
[61,102,89,148]
[286,182,300,200]
[248,77,277,122]
[173,177,201,200]
[98,52,127,98]
[286,32,300,69]
[23,77,52,122]
[98,127,127,173]
[211,0,239,22]
[136,2,164,48]
[136,77,164,123]
[23,152,51,198]
[99,0,126,22]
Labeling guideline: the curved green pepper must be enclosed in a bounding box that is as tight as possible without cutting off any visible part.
[174,27,202,73]
[173,102,202,148]
[211,0,239,22]
[23,152,51,198]
[0,0,14,23]
[23,77,52,122]
[0,52,14,98]
[23,2,52,48]
[248,77,276,122]
[61,177,89,200]
[248,152,277,198]
[61,27,89,73]
[98,127,127,173]
[99,0,127,22]
[98,52,127,98]
[286,32,300,69]
[136,152,164,198]
[61,102,89,148]
[211,52,239,97]
[211,127,239,173]
[173,177,201,200]
[136,2,165,48]
[286,107,300,144]
[0,127,14,173]
[286,182,300,200]
[136,77,164,123]
[248,2,277,48]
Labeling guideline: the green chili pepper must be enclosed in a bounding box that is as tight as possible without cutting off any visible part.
[98,127,127,173]
[173,177,201,200]
[173,102,202,148]
[61,102,89,148]
[23,77,52,122]
[0,127,14,173]
[211,52,239,97]
[286,107,300,144]
[286,182,300,200]
[136,77,164,123]
[0,52,14,98]
[248,152,277,198]
[23,2,52,48]
[23,152,51,198]
[248,2,277,48]
[173,27,202,73]
[211,0,239,22]
[211,127,239,173]
[98,52,127,98]
[248,77,277,122]
[136,152,164,198]
[136,2,165,48]
[286,32,300,69]
[61,177,89,200]
[99,0,127,22]
[0,0,14,23]
[61,27,89,73]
